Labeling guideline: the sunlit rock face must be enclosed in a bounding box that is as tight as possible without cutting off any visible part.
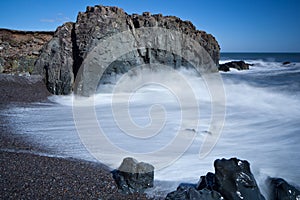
[34,5,220,95]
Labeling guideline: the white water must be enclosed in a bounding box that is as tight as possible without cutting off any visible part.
[3,66,300,196]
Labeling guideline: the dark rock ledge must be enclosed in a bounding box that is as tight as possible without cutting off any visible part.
[219,61,253,72]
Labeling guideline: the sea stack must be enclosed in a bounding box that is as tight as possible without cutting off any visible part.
[33,5,220,95]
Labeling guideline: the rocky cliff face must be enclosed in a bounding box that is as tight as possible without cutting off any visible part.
[0,29,53,74]
[34,5,220,95]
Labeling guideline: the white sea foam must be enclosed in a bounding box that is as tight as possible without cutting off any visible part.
[3,66,300,197]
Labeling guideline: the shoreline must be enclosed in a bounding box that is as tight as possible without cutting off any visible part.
[0,74,153,199]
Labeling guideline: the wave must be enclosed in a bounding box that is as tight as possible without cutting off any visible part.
[220,58,300,73]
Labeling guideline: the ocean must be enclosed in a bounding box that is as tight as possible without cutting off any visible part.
[1,53,300,197]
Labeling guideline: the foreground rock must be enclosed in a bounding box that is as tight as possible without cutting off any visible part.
[34,5,220,95]
[219,61,252,72]
[113,157,154,194]
[214,158,265,200]
[165,158,266,200]
[267,177,300,200]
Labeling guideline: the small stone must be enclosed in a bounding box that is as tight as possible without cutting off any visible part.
[32,51,40,56]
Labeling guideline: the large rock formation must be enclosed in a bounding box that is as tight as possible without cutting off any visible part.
[0,29,53,74]
[33,5,220,95]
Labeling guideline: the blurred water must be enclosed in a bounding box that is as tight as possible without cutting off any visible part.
[2,54,300,197]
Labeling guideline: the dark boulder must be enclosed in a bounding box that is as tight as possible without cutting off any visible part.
[219,61,252,72]
[112,157,154,194]
[267,177,300,200]
[214,158,265,200]
[218,64,230,72]
[165,185,223,200]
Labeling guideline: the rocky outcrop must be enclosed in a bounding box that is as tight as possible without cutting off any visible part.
[165,158,266,200]
[214,158,265,200]
[219,61,252,72]
[34,23,74,95]
[112,157,154,194]
[33,5,220,95]
[0,29,53,74]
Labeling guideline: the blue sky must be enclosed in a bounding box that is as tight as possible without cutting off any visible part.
[0,0,299,52]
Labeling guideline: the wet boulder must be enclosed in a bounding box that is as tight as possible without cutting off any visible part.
[267,177,300,200]
[214,158,265,200]
[112,157,154,194]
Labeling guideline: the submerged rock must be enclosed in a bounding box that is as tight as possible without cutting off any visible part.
[267,177,300,200]
[214,158,265,200]
[219,60,252,72]
[34,5,220,95]
[112,157,154,194]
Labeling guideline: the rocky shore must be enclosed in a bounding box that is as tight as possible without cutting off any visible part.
[0,101,150,199]
[1,4,299,200]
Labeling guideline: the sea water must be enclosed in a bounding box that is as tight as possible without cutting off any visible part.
[1,53,300,197]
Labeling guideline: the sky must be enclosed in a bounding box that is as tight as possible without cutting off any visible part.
[0,0,299,52]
